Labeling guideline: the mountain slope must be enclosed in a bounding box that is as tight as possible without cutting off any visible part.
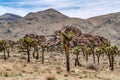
[87,12,120,47]
[0,9,119,49]
[0,8,70,39]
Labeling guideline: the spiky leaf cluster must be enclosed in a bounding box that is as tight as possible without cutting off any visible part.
[73,46,81,55]
[96,48,103,55]
[0,40,8,50]
[61,31,74,44]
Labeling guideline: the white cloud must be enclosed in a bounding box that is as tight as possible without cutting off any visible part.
[0,0,120,18]
[0,6,30,16]
[60,0,120,18]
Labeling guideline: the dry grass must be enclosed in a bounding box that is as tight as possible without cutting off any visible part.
[0,51,120,80]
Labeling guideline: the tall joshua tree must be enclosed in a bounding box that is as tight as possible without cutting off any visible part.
[73,46,82,67]
[61,31,74,73]
[95,48,103,65]
[41,43,46,64]
[84,47,91,62]
[80,46,86,57]
[106,46,118,71]
[19,37,33,62]
[89,41,96,63]
[111,46,118,71]
[102,40,111,67]
[32,39,39,59]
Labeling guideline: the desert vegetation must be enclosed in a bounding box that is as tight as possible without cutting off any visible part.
[0,25,119,80]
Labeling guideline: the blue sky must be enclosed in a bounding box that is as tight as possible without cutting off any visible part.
[0,0,120,18]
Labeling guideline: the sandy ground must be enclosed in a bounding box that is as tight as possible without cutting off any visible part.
[0,50,120,80]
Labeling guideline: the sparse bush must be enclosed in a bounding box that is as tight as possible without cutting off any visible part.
[85,62,98,70]
[46,75,57,80]
[0,71,21,77]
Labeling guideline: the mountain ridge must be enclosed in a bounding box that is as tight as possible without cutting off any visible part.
[0,8,119,49]
[0,13,22,21]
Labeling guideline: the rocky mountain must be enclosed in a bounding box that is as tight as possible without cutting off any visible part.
[0,13,22,21]
[0,8,119,49]
[87,13,120,48]
[0,13,22,28]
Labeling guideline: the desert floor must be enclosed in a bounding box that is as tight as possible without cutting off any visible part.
[0,50,120,80]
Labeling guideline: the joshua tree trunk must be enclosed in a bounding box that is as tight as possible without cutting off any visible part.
[27,48,30,62]
[108,54,112,67]
[65,48,70,73]
[46,46,49,53]
[111,54,114,71]
[32,48,35,58]
[75,54,81,66]
[82,51,85,57]
[36,47,39,59]
[42,47,45,64]
[92,51,96,63]
[3,49,7,60]
[86,53,88,62]
[75,54,78,66]
[11,46,14,52]
[7,48,10,57]
[96,55,100,65]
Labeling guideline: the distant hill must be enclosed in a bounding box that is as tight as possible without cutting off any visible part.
[23,8,69,24]
[0,13,22,21]
[0,8,119,49]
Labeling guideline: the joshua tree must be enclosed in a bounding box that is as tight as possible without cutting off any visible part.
[84,47,91,62]
[32,39,39,59]
[105,46,118,71]
[41,43,46,64]
[6,40,14,57]
[105,46,111,67]
[111,46,118,71]
[73,46,82,67]
[80,46,86,57]
[89,41,96,63]
[6,45,10,57]
[19,37,34,62]
[95,48,103,65]
[61,31,74,73]
[0,40,12,60]
[101,40,111,66]
[0,40,7,60]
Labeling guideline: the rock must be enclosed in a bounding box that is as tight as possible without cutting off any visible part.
[85,62,98,70]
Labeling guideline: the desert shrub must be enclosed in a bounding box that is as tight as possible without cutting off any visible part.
[0,71,21,77]
[85,62,98,70]
[46,75,57,80]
